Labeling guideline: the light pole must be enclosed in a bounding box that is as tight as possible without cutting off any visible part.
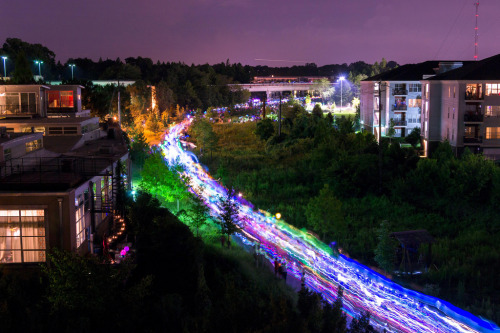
[69,64,75,80]
[1,56,7,78]
[339,76,345,110]
[35,60,43,77]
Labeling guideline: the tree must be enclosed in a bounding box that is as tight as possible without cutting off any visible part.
[255,118,275,141]
[130,126,149,168]
[192,116,219,160]
[179,188,212,237]
[312,104,323,118]
[156,80,175,114]
[313,78,334,103]
[348,311,375,333]
[322,287,347,333]
[218,190,240,248]
[374,220,396,273]
[387,119,396,143]
[145,109,161,133]
[305,184,344,241]
[140,152,190,211]
[11,51,34,84]
[404,127,421,147]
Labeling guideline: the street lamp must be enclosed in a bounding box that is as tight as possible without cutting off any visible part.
[69,64,75,80]
[339,76,345,110]
[34,60,43,77]
[1,56,7,78]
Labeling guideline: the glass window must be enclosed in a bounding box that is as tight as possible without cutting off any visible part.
[25,139,42,153]
[0,209,46,263]
[75,194,86,248]
[48,127,63,135]
[409,84,421,92]
[60,92,74,108]
[486,106,500,117]
[64,127,78,135]
[486,127,500,139]
[408,99,422,108]
[48,91,60,108]
[486,84,500,96]
[48,91,74,108]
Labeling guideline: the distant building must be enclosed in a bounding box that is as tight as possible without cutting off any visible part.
[0,84,130,265]
[360,61,468,139]
[421,54,500,159]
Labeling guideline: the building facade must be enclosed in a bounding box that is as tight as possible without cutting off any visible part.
[360,61,467,140]
[421,54,500,159]
[0,84,130,265]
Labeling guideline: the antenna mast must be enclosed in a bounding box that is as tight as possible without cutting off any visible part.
[474,1,479,60]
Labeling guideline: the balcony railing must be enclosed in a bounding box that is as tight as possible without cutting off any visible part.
[393,120,407,126]
[0,104,37,115]
[465,92,484,100]
[463,136,483,144]
[392,105,408,111]
[392,89,408,96]
[464,114,484,122]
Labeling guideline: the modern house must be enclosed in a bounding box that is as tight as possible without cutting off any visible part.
[360,61,468,139]
[421,54,500,159]
[0,84,130,265]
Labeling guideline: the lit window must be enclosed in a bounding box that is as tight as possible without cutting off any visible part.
[48,91,74,108]
[486,127,500,139]
[408,98,422,108]
[25,139,42,153]
[486,106,500,117]
[0,209,46,263]
[485,84,500,96]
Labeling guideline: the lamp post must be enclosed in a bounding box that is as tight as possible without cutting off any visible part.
[339,76,345,110]
[34,60,43,77]
[1,56,7,78]
[69,64,75,80]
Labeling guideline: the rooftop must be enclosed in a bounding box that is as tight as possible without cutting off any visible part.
[364,60,472,82]
[0,124,128,191]
[427,53,500,81]
[390,230,434,250]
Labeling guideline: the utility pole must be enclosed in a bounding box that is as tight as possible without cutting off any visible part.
[279,92,282,136]
[378,81,384,194]
[474,1,480,61]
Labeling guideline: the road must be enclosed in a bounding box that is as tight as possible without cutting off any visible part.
[161,120,499,333]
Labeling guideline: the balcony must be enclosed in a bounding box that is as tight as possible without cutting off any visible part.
[392,105,407,111]
[463,136,483,144]
[465,92,484,100]
[464,114,484,122]
[393,120,407,126]
[392,89,408,96]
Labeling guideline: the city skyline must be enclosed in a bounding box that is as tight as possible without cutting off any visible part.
[3,0,500,66]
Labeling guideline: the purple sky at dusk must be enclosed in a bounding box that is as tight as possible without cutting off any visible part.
[3,0,500,66]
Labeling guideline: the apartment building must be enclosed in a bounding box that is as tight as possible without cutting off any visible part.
[421,54,500,159]
[0,84,130,265]
[360,61,467,139]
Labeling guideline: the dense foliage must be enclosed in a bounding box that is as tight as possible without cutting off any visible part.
[189,104,500,324]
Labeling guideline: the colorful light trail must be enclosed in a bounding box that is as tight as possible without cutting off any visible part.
[160,120,499,333]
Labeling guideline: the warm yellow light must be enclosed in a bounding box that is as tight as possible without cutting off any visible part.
[113,116,117,121]
[276,213,281,220]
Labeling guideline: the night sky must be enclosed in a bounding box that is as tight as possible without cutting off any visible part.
[3,0,500,66]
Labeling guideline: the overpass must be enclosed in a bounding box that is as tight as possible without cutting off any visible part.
[228,82,335,99]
